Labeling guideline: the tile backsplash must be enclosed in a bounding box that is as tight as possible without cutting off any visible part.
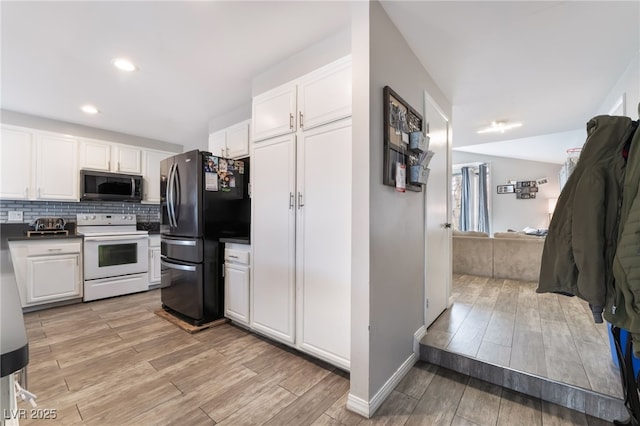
[0,200,160,224]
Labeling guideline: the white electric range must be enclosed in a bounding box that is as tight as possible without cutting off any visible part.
[77,213,149,301]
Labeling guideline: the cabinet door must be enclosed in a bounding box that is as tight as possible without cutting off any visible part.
[114,145,141,174]
[149,247,161,284]
[225,263,250,325]
[251,134,296,344]
[225,120,250,159]
[296,118,351,369]
[35,134,78,201]
[252,84,296,142]
[26,254,81,304]
[297,56,352,132]
[143,150,171,203]
[79,139,111,171]
[0,126,32,199]
[208,130,227,158]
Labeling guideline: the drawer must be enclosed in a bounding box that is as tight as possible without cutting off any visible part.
[25,240,82,256]
[225,249,249,265]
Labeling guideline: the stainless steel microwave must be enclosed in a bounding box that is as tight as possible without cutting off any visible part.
[80,170,143,202]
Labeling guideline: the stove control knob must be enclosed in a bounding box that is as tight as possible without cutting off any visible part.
[90,215,96,220]
[83,215,89,220]
[128,216,133,220]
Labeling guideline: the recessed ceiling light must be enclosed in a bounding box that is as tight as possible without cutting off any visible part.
[112,58,136,72]
[81,105,99,115]
[477,121,522,134]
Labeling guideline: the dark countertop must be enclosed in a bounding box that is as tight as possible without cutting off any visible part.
[219,237,250,245]
[1,223,79,248]
[137,222,160,234]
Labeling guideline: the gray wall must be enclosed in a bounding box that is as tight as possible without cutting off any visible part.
[207,102,252,136]
[367,0,451,400]
[1,109,183,153]
[251,28,351,97]
[453,151,562,232]
[597,52,639,118]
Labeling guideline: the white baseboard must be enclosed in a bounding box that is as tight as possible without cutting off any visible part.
[346,327,424,418]
[413,325,427,356]
[370,352,417,416]
[346,393,370,418]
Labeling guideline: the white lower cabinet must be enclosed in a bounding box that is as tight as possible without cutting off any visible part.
[9,239,83,308]
[295,119,351,369]
[251,118,351,369]
[251,135,297,345]
[224,244,250,326]
[148,235,161,287]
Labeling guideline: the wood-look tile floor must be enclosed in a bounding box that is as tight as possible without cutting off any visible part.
[425,274,622,399]
[19,289,610,425]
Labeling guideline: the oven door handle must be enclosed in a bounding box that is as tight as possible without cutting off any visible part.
[84,235,149,242]
[161,238,196,246]
[161,260,196,272]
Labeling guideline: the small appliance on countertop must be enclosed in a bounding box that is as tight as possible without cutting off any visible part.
[27,217,68,236]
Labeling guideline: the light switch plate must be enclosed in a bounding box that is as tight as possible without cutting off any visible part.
[8,211,23,222]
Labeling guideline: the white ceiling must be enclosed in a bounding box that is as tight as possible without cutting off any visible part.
[2,1,639,163]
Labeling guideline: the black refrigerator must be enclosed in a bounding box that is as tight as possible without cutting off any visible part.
[160,149,250,325]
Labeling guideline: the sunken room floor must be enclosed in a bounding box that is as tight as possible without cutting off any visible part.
[19,288,609,425]
[425,274,622,399]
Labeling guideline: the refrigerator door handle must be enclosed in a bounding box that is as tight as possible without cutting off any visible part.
[167,163,177,227]
[166,163,173,227]
[161,260,196,272]
[161,238,196,246]
[173,164,180,225]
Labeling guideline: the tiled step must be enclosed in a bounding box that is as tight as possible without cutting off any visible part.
[420,341,627,422]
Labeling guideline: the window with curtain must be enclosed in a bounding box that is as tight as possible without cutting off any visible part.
[452,162,491,233]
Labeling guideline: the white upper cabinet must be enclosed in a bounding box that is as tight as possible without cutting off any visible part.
[1,125,78,201]
[79,139,141,174]
[252,84,297,142]
[79,139,111,171]
[35,133,78,201]
[225,120,250,158]
[142,149,173,203]
[208,119,250,159]
[114,145,142,174]
[297,56,352,131]
[252,55,351,142]
[0,126,32,199]
[208,130,227,158]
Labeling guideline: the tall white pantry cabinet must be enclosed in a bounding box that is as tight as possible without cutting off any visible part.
[250,56,352,370]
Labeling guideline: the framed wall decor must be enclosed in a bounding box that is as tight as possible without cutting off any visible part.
[383,86,423,192]
[497,184,515,194]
